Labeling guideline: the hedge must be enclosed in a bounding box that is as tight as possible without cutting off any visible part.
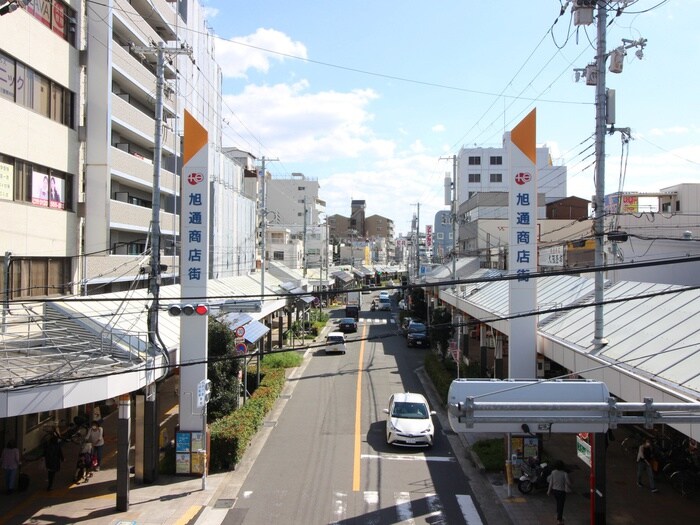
[209,367,286,472]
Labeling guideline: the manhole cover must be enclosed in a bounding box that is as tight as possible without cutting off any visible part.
[214,498,236,509]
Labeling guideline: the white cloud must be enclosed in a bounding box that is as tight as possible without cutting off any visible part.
[202,7,219,19]
[432,124,445,133]
[216,28,307,79]
[319,154,447,234]
[223,81,394,162]
[648,126,691,137]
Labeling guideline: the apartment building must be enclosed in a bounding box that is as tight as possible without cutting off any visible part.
[83,0,222,292]
[365,214,395,263]
[0,0,81,299]
[264,172,326,273]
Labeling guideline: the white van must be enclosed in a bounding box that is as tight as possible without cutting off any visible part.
[325,332,347,355]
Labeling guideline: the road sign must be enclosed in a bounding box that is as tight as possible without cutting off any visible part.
[235,343,247,354]
[234,326,246,338]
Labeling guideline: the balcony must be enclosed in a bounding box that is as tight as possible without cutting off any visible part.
[130,0,178,41]
[111,147,178,193]
[112,44,176,116]
[113,0,177,79]
[110,199,178,234]
[111,93,176,154]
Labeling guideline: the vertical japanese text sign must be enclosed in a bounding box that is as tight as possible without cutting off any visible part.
[179,110,210,432]
[506,108,538,378]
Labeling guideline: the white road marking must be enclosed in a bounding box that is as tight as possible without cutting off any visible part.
[426,493,446,523]
[331,491,346,523]
[456,494,483,524]
[395,491,415,524]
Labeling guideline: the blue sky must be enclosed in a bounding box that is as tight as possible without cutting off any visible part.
[201,0,700,235]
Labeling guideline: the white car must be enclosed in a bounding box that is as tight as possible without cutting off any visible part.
[324,332,347,355]
[383,392,436,447]
[379,291,390,300]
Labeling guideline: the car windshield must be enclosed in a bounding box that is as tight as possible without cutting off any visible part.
[408,323,426,332]
[341,318,354,324]
[391,401,429,419]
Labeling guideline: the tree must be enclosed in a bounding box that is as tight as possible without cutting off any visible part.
[431,307,453,360]
[207,318,241,421]
[408,287,427,320]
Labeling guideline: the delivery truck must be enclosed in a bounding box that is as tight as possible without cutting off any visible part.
[346,290,361,320]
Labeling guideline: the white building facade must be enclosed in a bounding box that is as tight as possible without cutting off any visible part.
[0,0,82,298]
[457,146,567,204]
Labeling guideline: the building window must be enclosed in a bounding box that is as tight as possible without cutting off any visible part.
[273,251,285,261]
[0,52,74,127]
[437,232,444,240]
[468,173,481,183]
[490,173,502,183]
[490,156,503,165]
[468,191,476,199]
[6,256,72,299]
[468,156,481,165]
[298,186,305,191]
[1,154,73,210]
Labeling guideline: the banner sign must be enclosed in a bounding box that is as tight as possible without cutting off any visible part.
[507,108,538,378]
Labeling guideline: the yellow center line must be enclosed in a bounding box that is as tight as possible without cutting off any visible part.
[352,322,368,492]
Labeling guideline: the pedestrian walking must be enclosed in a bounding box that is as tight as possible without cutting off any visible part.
[547,460,571,525]
[636,439,658,492]
[43,433,64,491]
[1,439,21,494]
[87,421,104,470]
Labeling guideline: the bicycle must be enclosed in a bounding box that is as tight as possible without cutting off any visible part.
[669,468,700,497]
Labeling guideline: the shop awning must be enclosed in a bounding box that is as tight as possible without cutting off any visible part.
[220,313,270,343]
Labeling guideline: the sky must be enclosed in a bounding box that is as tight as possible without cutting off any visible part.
[200,0,700,236]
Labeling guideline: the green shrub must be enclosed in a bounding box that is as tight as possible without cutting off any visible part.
[472,438,505,472]
[424,352,456,404]
[262,350,303,369]
[209,367,286,472]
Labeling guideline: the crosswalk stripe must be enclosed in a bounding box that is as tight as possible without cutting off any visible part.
[395,491,415,524]
[426,493,446,523]
[332,491,347,523]
[364,491,380,525]
[456,494,483,524]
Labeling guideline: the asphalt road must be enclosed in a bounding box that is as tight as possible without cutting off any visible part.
[225,299,486,524]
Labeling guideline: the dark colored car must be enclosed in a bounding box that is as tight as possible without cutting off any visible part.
[338,317,358,333]
[406,322,429,348]
[399,317,414,337]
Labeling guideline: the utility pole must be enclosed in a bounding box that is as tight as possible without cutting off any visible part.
[570,4,647,522]
[302,195,308,277]
[415,203,420,281]
[440,156,458,282]
[127,41,192,505]
[257,157,278,299]
[592,3,607,349]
